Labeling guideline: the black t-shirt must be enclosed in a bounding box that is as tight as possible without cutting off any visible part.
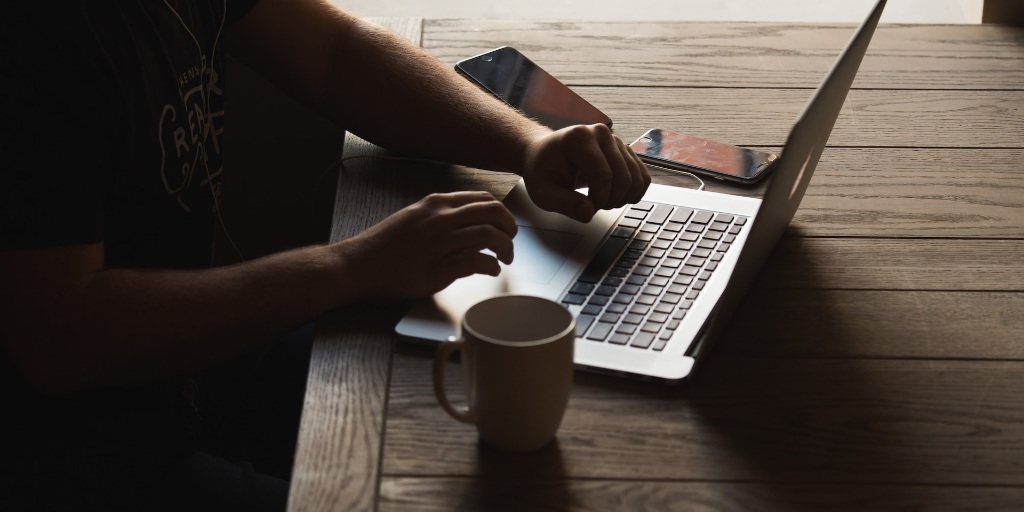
[1,0,260,500]
[2,0,256,268]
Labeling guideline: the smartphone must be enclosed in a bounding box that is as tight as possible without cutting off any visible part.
[630,129,779,185]
[455,46,612,130]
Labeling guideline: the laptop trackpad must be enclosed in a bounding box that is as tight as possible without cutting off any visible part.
[505,226,584,285]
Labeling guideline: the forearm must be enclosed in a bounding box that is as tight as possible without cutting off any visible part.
[17,244,348,392]
[319,17,550,173]
[227,0,549,175]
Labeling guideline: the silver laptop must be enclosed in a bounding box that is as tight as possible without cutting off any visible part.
[396,0,886,383]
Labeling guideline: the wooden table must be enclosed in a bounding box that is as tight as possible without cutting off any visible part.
[288,18,1024,511]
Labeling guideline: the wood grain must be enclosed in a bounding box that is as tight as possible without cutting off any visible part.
[287,18,423,512]
[583,88,1024,149]
[379,478,1024,512]
[383,355,1024,485]
[424,21,1024,90]
[290,19,1024,512]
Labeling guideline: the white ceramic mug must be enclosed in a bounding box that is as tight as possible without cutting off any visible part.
[433,295,576,452]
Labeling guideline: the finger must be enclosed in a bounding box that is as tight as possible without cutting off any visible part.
[419,191,498,211]
[448,251,503,279]
[596,132,633,208]
[444,199,518,239]
[438,224,515,265]
[525,182,595,223]
[616,139,651,204]
[562,125,613,210]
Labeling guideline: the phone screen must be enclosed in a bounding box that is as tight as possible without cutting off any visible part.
[631,129,778,183]
[455,46,612,130]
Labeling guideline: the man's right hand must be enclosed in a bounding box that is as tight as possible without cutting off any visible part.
[331,191,518,302]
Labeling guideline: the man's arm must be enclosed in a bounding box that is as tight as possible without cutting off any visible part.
[0,192,516,393]
[225,0,649,222]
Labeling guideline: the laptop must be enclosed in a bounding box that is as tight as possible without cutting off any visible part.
[396,0,886,383]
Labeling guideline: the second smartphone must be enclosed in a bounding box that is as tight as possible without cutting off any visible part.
[630,129,779,185]
[455,46,612,130]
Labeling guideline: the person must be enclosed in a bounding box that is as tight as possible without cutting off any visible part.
[0,0,649,510]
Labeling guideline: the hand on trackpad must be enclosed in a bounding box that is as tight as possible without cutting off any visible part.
[500,226,583,285]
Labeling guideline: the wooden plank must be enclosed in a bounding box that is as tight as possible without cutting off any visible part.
[675,148,1024,238]
[380,478,1024,512]
[755,238,1024,291]
[383,356,1024,485]
[288,17,423,512]
[787,148,1024,238]
[425,21,1024,90]
[585,88,1024,149]
[718,290,1024,359]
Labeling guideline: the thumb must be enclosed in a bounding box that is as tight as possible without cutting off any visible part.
[529,186,595,223]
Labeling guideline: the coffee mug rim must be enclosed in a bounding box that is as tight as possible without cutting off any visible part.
[463,294,575,348]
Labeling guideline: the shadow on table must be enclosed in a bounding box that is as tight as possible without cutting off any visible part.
[448,440,571,512]
[566,232,937,509]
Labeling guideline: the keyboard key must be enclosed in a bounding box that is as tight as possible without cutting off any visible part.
[715,214,734,224]
[667,319,681,331]
[662,222,683,233]
[654,302,674,314]
[629,304,651,315]
[660,258,682,269]
[588,295,609,307]
[705,261,719,271]
[629,239,649,250]
[569,282,595,296]
[616,323,638,335]
[619,218,641,229]
[684,223,705,233]
[613,293,633,304]
[625,208,648,220]
[578,236,628,283]
[693,248,712,258]
[670,208,694,224]
[703,231,723,241]
[648,312,669,324]
[582,304,603,316]
[609,267,629,278]
[621,284,641,295]
[626,275,646,286]
[699,270,713,281]
[708,221,729,232]
[657,231,679,241]
[680,232,700,242]
[632,266,654,277]
[639,256,660,267]
[735,216,748,225]
[576,314,596,337]
[651,239,672,250]
[622,313,644,325]
[686,289,700,300]
[691,211,714,224]
[641,321,661,334]
[661,293,682,304]
[678,299,694,310]
[562,294,586,305]
[685,256,706,267]
[667,283,687,294]
[611,225,635,239]
[673,275,693,286]
[630,332,656,349]
[723,234,736,244]
[649,276,670,287]
[602,276,624,287]
[607,303,627,314]
[586,322,613,341]
[608,334,630,345]
[646,248,666,259]
[595,285,616,296]
[654,267,675,278]
[652,337,670,351]
[728,225,742,235]
[692,280,706,291]
[642,285,665,296]
[600,312,621,323]
[668,248,689,259]
[636,295,657,306]
[633,201,655,211]
[640,223,660,234]
[647,204,674,225]
[635,232,655,242]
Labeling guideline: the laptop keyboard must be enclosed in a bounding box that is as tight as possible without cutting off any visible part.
[560,201,747,351]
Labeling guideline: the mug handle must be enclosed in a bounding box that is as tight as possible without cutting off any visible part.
[433,337,477,425]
